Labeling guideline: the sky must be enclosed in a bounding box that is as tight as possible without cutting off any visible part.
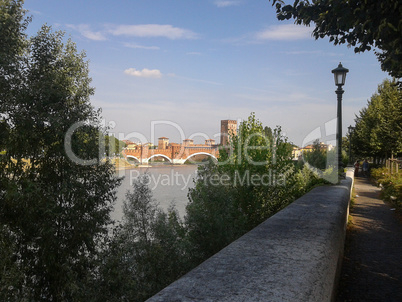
[25,0,389,147]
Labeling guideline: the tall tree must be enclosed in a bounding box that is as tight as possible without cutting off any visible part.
[353,79,402,159]
[96,175,190,302]
[0,0,28,142]
[303,139,327,170]
[219,113,296,226]
[0,1,121,300]
[186,113,298,261]
[105,135,127,157]
[269,0,402,79]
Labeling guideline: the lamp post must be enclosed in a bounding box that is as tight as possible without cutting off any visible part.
[332,62,349,180]
[348,125,354,166]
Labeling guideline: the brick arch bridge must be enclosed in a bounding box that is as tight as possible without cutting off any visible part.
[122,145,219,164]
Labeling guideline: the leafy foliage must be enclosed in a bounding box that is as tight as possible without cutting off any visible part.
[292,164,327,198]
[302,140,327,170]
[105,135,127,157]
[0,1,121,300]
[371,167,402,210]
[185,161,247,262]
[96,175,191,302]
[269,0,402,79]
[185,113,319,260]
[352,79,402,159]
[300,139,347,182]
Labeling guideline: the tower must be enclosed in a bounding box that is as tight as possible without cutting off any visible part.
[220,120,237,146]
[158,137,169,149]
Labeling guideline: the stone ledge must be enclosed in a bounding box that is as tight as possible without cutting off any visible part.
[147,170,354,302]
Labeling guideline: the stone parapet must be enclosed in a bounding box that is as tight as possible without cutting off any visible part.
[147,169,354,302]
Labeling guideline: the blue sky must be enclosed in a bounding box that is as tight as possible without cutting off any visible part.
[26,0,389,147]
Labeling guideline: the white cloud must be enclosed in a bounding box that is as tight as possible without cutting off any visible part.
[66,24,107,41]
[123,43,160,50]
[66,23,198,41]
[107,24,198,40]
[124,68,162,79]
[214,0,241,7]
[255,24,312,41]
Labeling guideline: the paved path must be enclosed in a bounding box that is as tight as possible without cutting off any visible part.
[337,177,402,301]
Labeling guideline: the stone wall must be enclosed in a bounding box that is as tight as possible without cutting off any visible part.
[147,169,354,302]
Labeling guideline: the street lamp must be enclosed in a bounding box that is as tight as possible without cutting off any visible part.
[332,62,349,180]
[348,125,354,166]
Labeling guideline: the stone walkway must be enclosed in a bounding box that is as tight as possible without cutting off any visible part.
[336,177,402,301]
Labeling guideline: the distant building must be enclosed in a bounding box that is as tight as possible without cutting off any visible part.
[126,143,138,150]
[122,140,134,145]
[158,137,169,150]
[124,120,234,157]
[124,142,154,150]
[220,120,237,146]
[183,139,194,146]
[292,142,334,160]
[205,139,215,146]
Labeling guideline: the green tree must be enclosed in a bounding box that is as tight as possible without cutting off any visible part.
[303,140,327,170]
[97,174,190,302]
[185,161,247,262]
[353,79,402,159]
[0,2,121,300]
[269,0,402,79]
[186,113,298,260]
[0,0,29,104]
[341,136,352,165]
[222,113,296,226]
[105,135,127,157]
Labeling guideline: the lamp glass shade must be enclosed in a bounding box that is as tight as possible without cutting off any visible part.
[332,62,349,86]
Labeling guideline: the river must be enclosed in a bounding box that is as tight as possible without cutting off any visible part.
[112,165,199,221]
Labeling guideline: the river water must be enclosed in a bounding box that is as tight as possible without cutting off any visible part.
[112,165,198,221]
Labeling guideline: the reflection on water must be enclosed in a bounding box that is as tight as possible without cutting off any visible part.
[112,165,198,221]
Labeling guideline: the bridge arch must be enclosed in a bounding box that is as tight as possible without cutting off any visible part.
[147,154,173,163]
[126,155,141,163]
[183,152,218,163]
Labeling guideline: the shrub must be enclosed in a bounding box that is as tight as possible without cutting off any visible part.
[371,167,402,209]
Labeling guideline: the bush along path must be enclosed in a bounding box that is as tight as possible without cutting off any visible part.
[337,177,402,301]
